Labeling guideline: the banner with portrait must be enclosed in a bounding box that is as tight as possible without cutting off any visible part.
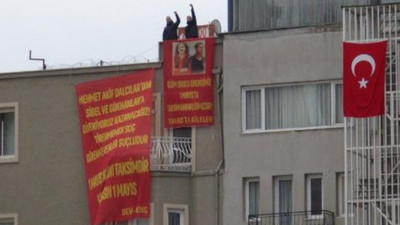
[75,70,153,225]
[163,38,215,128]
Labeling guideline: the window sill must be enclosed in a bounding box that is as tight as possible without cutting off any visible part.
[0,156,18,164]
[242,124,344,134]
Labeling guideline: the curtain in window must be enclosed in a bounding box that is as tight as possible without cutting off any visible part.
[249,181,260,215]
[168,212,181,225]
[279,180,292,225]
[265,84,331,129]
[335,84,343,123]
[246,90,261,129]
[4,113,15,156]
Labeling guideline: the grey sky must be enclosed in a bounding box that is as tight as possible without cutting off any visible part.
[0,0,227,73]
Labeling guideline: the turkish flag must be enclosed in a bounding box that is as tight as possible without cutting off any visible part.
[343,41,387,117]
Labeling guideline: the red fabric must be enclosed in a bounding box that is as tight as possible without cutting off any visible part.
[343,41,387,117]
[163,38,215,128]
[75,70,153,225]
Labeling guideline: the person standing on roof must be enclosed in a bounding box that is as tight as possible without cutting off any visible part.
[163,11,181,41]
[185,4,198,39]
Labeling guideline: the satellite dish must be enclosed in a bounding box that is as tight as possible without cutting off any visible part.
[211,19,221,36]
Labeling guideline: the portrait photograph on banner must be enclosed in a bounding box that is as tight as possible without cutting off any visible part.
[163,38,215,128]
[172,40,206,76]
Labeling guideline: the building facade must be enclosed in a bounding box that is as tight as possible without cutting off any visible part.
[3,1,400,225]
[222,1,400,225]
[0,39,223,225]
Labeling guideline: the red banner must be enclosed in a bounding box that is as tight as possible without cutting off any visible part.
[343,41,386,117]
[75,70,153,225]
[163,38,215,128]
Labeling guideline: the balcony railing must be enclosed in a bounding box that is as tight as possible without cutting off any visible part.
[248,210,335,225]
[150,136,192,172]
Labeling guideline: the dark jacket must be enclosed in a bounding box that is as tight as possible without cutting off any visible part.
[185,8,198,39]
[163,14,181,40]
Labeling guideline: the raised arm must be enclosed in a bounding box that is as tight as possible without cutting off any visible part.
[190,4,196,23]
[174,11,181,27]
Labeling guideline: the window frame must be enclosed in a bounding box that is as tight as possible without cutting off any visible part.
[163,204,189,225]
[0,213,18,225]
[244,177,260,221]
[242,81,343,133]
[306,174,323,219]
[0,102,18,164]
[337,173,345,218]
[274,176,293,214]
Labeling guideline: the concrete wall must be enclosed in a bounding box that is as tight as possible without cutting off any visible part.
[0,36,224,225]
[228,0,375,32]
[222,25,345,225]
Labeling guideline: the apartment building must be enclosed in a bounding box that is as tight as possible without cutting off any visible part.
[221,1,399,225]
[0,39,223,225]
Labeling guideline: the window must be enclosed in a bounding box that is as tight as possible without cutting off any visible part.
[0,103,18,163]
[129,203,154,225]
[306,174,323,217]
[242,82,343,132]
[0,214,17,225]
[335,85,343,124]
[130,218,149,225]
[337,173,345,217]
[163,204,188,225]
[171,127,193,165]
[274,176,292,214]
[244,178,260,220]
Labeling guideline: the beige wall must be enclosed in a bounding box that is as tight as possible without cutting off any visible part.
[222,25,345,225]
[0,37,224,225]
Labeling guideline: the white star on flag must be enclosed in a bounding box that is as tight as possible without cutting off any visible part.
[358,77,369,88]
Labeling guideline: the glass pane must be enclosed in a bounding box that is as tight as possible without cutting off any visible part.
[0,219,14,225]
[335,84,344,123]
[173,128,191,138]
[168,212,181,225]
[248,181,260,215]
[279,180,292,213]
[0,112,15,156]
[172,128,191,163]
[132,219,149,225]
[341,175,345,215]
[278,180,292,225]
[246,90,261,129]
[311,178,322,214]
[265,83,331,129]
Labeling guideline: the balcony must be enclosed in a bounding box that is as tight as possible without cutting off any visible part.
[248,211,335,225]
[150,136,192,172]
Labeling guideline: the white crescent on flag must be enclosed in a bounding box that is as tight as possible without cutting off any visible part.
[351,54,376,77]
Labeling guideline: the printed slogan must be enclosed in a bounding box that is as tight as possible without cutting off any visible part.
[163,38,215,128]
[76,70,153,225]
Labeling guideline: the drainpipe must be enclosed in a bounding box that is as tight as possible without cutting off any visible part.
[212,67,224,225]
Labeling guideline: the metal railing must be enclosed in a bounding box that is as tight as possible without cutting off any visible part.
[248,210,335,225]
[343,4,400,225]
[150,136,192,172]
